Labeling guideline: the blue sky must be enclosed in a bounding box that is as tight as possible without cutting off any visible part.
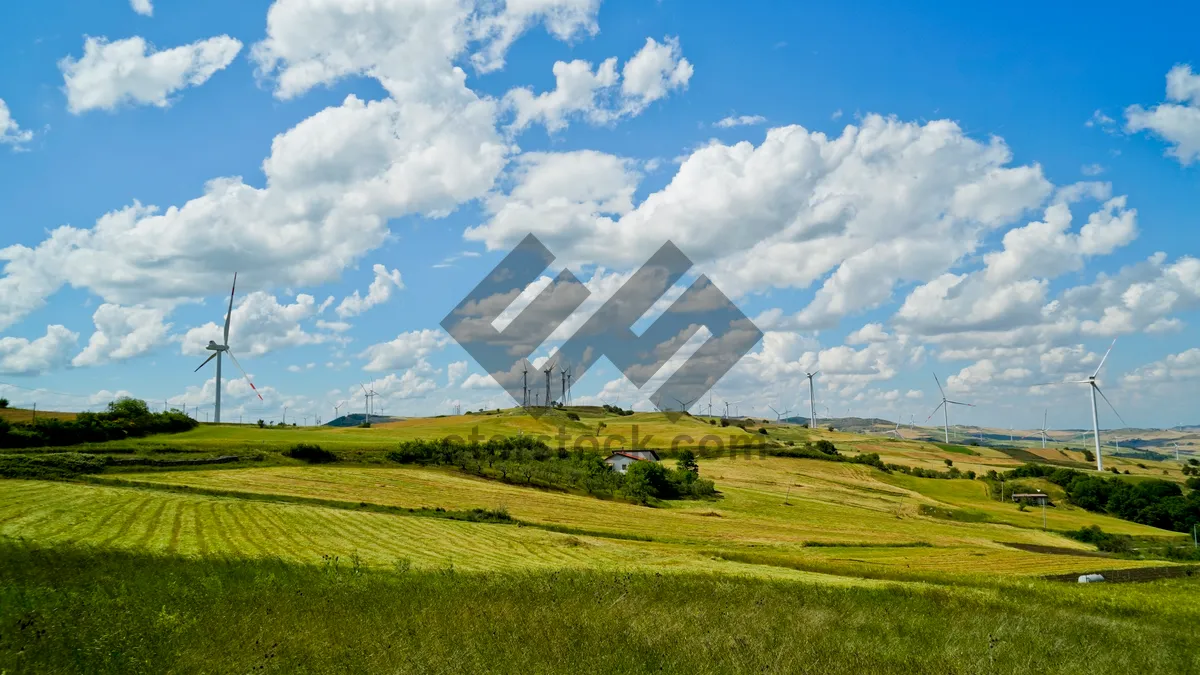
[0,0,1196,432]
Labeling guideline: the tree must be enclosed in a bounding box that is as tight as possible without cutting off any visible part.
[257,419,266,428]
[676,449,699,474]
[1082,448,1095,463]
[944,459,954,467]
[107,397,151,419]
[0,398,8,408]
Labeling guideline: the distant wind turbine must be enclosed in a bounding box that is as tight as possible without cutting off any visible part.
[194,273,262,423]
[805,372,819,429]
[925,374,973,444]
[1033,339,1126,472]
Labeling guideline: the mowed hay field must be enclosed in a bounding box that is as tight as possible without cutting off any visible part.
[102,456,1176,577]
[0,480,864,582]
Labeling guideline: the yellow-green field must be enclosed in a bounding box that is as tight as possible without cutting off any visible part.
[0,406,78,424]
[0,409,1193,585]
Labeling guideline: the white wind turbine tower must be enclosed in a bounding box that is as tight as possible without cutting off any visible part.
[805,372,819,429]
[884,419,903,438]
[360,383,378,425]
[1033,409,1052,449]
[1035,339,1126,472]
[194,273,262,423]
[768,404,790,422]
[925,374,973,444]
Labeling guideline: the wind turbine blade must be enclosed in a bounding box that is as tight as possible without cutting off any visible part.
[194,352,217,372]
[224,273,237,344]
[1093,385,1128,429]
[360,383,369,395]
[946,401,975,407]
[224,350,263,400]
[933,373,946,398]
[1092,338,1117,378]
[924,401,945,423]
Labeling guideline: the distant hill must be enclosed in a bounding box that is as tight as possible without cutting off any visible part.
[325,413,405,427]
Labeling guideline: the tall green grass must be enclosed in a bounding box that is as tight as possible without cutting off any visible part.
[1,539,1196,674]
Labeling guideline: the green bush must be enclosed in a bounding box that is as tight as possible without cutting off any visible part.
[283,444,338,464]
[0,398,8,408]
[0,452,108,479]
[387,437,716,504]
[566,412,580,421]
[0,397,197,449]
[1064,525,1133,554]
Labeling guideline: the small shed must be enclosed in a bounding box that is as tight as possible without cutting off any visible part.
[603,449,661,474]
[1011,492,1049,504]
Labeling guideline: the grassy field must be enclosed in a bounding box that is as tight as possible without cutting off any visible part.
[0,407,78,423]
[2,540,1197,674]
[9,405,1192,483]
[2,410,1198,672]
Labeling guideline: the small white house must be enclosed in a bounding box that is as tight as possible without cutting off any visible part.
[604,449,661,473]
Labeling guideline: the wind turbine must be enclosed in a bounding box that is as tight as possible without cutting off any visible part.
[560,366,568,406]
[1034,339,1125,472]
[194,273,262,423]
[360,383,378,425]
[334,401,344,420]
[1171,442,1181,462]
[543,364,553,408]
[925,374,974,444]
[521,363,529,408]
[884,419,903,438]
[672,391,700,413]
[805,372,819,429]
[768,404,790,422]
[1034,410,1051,449]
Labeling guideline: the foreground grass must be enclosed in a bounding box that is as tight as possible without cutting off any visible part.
[1,540,1197,674]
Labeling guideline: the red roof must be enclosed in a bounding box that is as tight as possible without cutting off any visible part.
[605,452,651,462]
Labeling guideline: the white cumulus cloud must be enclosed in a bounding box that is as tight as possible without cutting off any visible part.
[0,326,78,375]
[60,35,242,113]
[336,264,404,318]
[0,99,33,148]
[72,304,171,367]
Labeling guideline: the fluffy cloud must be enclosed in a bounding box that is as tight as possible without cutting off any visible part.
[1122,348,1200,387]
[946,359,1033,393]
[619,37,694,114]
[0,326,78,375]
[846,323,889,345]
[361,329,449,372]
[0,99,33,148]
[468,0,600,74]
[130,0,153,16]
[1066,253,1200,337]
[60,35,242,113]
[3,0,603,333]
[180,292,328,358]
[72,304,171,367]
[368,359,440,399]
[447,360,468,386]
[504,36,691,133]
[1126,64,1200,165]
[715,115,766,128]
[336,264,404,318]
[469,115,1051,330]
